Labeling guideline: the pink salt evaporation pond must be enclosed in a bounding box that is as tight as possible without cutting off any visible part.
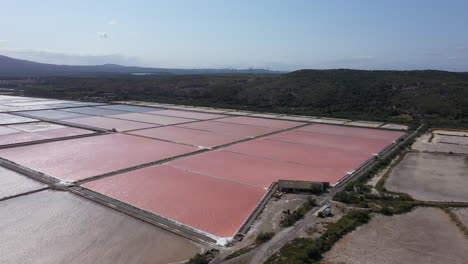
[176,120,279,137]
[63,116,157,132]
[82,165,267,238]
[225,139,372,172]
[268,130,393,154]
[0,134,197,182]
[0,122,94,146]
[215,116,304,129]
[0,113,38,125]
[147,109,227,120]
[129,126,245,148]
[167,150,345,187]
[299,124,405,141]
[110,113,195,125]
[0,126,20,136]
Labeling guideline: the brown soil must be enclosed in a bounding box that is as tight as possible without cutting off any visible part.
[323,207,468,264]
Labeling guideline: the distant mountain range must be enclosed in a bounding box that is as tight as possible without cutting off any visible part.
[0,55,285,77]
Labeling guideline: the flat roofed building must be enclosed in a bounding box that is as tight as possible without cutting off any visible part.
[278,180,328,194]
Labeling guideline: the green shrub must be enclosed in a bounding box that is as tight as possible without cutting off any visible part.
[266,210,372,264]
[317,210,371,252]
[333,191,360,204]
[305,244,322,261]
[224,246,255,260]
[358,201,369,208]
[187,249,218,264]
[187,253,210,264]
[256,232,275,244]
[307,197,317,206]
[280,198,316,227]
[380,207,393,215]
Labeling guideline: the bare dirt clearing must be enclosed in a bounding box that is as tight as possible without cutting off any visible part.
[249,194,307,235]
[412,133,468,154]
[216,194,309,263]
[385,152,468,202]
[432,134,468,145]
[322,207,468,264]
[381,123,408,130]
[432,129,468,137]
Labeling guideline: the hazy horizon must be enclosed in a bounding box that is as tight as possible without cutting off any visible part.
[2,0,468,71]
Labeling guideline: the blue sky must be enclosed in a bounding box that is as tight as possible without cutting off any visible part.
[1,0,468,71]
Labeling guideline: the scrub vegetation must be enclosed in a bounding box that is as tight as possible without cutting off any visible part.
[280,197,317,227]
[224,232,276,260]
[265,210,371,264]
[321,130,468,264]
[332,126,423,214]
[20,69,468,127]
[187,249,218,264]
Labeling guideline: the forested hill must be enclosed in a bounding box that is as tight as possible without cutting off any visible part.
[22,69,468,127]
[0,55,283,76]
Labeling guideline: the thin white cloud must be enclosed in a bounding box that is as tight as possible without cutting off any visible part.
[98,32,109,39]
[0,40,8,45]
[108,19,118,25]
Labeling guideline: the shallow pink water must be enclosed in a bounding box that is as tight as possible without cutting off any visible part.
[0,127,93,146]
[215,116,304,129]
[176,120,279,137]
[129,126,245,147]
[147,109,227,120]
[83,165,267,238]
[65,116,157,131]
[299,124,405,141]
[109,113,195,125]
[267,130,393,154]
[225,139,372,172]
[34,127,94,138]
[0,113,38,125]
[0,126,20,136]
[167,150,345,187]
[0,134,198,181]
